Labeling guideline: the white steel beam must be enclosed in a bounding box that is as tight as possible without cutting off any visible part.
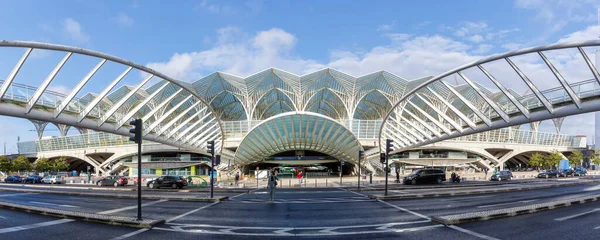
[0,48,32,100]
[391,115,425,141]
[167,109,204,139]
[538,51,582,109]
[54,59,106,118]
[441,81,492,127]
[78,67,132,122]
[407,101,452,135]
[145,95,193,135]
[415,93,464,133]
[141,89,184,123]
[174,115,210,141]
[505,57,554,114]
[457,72,509,123]
[425,86,477,129]
[99,74,154,126]
[477,65,530,119]
[184,118,216,142]
[116,81,170,129]
[578,47,600,85]
[26,52,71,113]
[157,101,200,136]
[398,114,432,140]
[403,108,442,138]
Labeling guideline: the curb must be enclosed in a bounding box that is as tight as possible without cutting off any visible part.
[347,179,557,192]
[0,183,249,193]
[369,179,600,200]
[0,201,164,228]
[0,187,228,202]
[432,194,600,225]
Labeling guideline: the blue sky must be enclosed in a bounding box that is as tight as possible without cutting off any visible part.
[0,0,599,153]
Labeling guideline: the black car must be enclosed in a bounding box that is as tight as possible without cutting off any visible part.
[537,169,560,178]
[403,169,446,185]
[23,175,43,184]
[96,176,128,187]
[147,176,187,189]
[490,170,513,181]
[4,175,22,183]
[559,169,574,177]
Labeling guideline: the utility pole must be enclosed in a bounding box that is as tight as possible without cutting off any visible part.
[207,140,215,198]
[358,150,364,191]
[384,139,394,196]
[128,119,143,221]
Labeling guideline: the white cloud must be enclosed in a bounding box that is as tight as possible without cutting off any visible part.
[502,43,522,51]
[386,33,412,42]
[557,25,599,43]
[377,20,397,32]
[117,13,134,27]
[468,35,484,43]
[514,0,598,32]
[473,44,493,54]
[48,85,70,94]
[195,0,238,14]
[62,18,90,43]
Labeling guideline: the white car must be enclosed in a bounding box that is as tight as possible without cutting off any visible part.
[42,176,65,184]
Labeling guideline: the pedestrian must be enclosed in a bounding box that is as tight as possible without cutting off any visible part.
[297,170,303,185]
[395,169,400,183]
[484,168,488,178]
[269,169,279,202]
[235,172,240,186]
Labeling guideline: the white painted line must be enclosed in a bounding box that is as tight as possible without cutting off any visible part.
[477,199,538,208]
[229,193,246,200]
[0,219,74,234]
[168,220,431,230]
[377,200,431,220]
[594,225,600,230]
[0,193,37,197]
[96,199,168,214]
[448,225,500,240]
[109,228,149,240]
[347,190,369,198]
[555,208,600,221]
[29,201,79,208]
[439,195,496,201]
[0,216,5,219]
[166,201,220,223]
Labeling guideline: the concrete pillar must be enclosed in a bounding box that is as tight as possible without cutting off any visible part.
[190,165,196,175]
[128,167,132,177]
[156,168,163,176]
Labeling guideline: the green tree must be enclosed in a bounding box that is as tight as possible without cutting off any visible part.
[34,158,53,172]
[0,155,12,173]
[545,150,563,169]
[529,153,545,170]
[52,157,69,171]
[12,156,33,173]
[569,151,584,166]
[590,150,600,165]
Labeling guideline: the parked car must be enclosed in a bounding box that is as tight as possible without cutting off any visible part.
[403,169,446,185]
[490,170,513,181]
[132,177,155,186]
[4,175,22,183]
[559,169,575,177]
[176,176,189,187]
[96,176,128,187]
[42,175,65,184]
[23,175,43,184]
[537,169,560,178]
[147,175,187,189]
[574,168,588,176]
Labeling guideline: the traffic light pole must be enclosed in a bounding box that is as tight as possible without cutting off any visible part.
[210,150,215,199]
[136,138,142,220]
[384,151,389,196]
[358,151,362,191]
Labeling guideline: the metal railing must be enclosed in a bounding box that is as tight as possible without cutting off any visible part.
[449,127,585,147]
[17,132,155,154]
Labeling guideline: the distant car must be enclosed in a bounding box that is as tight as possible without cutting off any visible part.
[42,175,65,184]
[23,175,43,184]
[490,170,513,181]
[175,176,188,187]
[132,177,155,186]
[559,169,575,177]
[403,169,446,185]
[4,175,22,183]
[537,169,560,178]
[96,176,128,187]
[147,175,187,189]
[574,168,588,176]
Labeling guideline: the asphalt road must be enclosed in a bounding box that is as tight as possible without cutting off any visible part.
[1,181,599,239]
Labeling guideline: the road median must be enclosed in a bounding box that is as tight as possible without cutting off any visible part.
[0,201,164,228]
[432,194,600,225]
[369,179,600,200]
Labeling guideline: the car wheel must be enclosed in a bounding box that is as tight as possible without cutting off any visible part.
[546,175,549,179]
[149,183,154,189]
[172,183,177,189]
[411,179,417,185]
[113,182,118,187]
[97,182,102,186]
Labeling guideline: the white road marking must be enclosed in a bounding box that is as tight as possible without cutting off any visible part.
[377,200,431,220]
[0,216,5,219]
[477,199,538,208]
[347,190,369,198]
[448,225,500,240]
[29,201,79,208]
[555,208,600,221]
[96,199,168,214]
[109,228,149,240]
[0,193,37,197]
[439,195,496,201]
[166,201,220,223]
[0,219,74,234]
[168,220,431,229]
[594,225,600,230]
[229,192,247,200]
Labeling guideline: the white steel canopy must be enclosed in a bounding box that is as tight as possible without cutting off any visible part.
[234,111,363,165]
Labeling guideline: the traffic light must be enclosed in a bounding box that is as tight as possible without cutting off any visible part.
[380,153,386,164]
[207,140,215,154]
[385,139,394,154]
[215,155,221,165]
[129,119,142,144]
[358,150,364,160]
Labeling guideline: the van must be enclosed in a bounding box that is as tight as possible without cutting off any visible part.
[403,169,446,185]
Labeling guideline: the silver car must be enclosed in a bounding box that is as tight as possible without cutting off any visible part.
[42,176,65,184]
